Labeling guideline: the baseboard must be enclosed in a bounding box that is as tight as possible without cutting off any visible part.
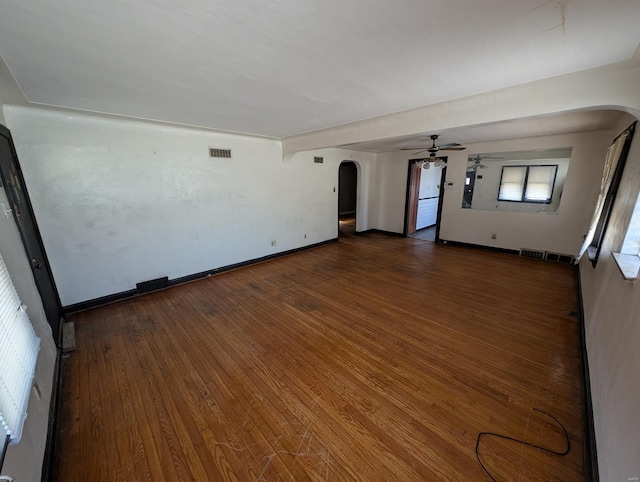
[41,346,62,482]
[169,238,337,286]
[575,266,599,481]
[63,288,138,314]
[63,238,338,314]
[439,239,520,255]
[355,229,404,237]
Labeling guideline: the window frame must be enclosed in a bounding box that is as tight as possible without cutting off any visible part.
[587,122,636,266]
[497,164,558,204]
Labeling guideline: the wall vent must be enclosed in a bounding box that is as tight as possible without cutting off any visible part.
[545,252,575,264]
[209,148,232,158]
[314,156,324,164]
[519,249,545,260]
[136,276,169,294]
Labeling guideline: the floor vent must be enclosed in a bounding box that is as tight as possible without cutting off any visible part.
[519,249,545,260]
[209,148,232,158]
[136,276,169,294]
[545,252,575,264]
[62,321,76,353]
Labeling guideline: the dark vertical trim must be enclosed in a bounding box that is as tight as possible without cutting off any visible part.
[41,346,62,482]
[0,434,9,473]
[545,165,559,203]
[574,265,599,481]
[434,163,447,243]
[403,159,416,236]
[521,166,530,202]
[0,124,65,346]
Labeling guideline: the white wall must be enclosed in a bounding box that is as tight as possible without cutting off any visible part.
[4,106,375,307]
[373,151,411,233]
[289,148,377,234]
[579,114,640,481]
[0,58,25,125]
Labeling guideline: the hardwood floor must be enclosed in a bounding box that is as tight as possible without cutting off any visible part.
[57,234,584,481]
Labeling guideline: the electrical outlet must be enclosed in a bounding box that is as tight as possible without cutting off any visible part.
[491,234,497,240]
[271,240,277,246]
[304,234,307,239]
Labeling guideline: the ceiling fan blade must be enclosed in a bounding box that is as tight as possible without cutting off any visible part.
[438,143,462,148]
[440,146,467,151]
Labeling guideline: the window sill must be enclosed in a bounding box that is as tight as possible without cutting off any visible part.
[612,252,640,282]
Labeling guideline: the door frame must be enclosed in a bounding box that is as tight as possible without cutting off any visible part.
[0,124,64,345]
[403,157,447,241]
[403,159,422,235]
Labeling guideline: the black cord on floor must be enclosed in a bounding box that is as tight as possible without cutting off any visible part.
[475,408,570,481]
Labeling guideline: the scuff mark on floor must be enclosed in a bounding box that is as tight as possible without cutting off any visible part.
[212,396,331,481]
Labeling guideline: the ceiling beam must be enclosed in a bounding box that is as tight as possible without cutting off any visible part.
[282,59,640,161]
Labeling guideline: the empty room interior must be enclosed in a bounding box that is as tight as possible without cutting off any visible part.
[1,1,639,481]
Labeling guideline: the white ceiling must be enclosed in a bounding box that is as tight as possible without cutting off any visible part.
[0,0,639,138]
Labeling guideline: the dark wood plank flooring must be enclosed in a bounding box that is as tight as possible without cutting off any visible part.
[57,233,583,481]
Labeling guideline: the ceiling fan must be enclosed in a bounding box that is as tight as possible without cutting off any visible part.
[402,134,466,157]
[467,154,504,171]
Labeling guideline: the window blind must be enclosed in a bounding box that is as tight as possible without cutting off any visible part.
[581,130,629,256]
[0,252,40,445]
[525,165,556,202]
[498,166,526,201]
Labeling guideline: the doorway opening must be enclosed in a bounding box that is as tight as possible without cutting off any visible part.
[404,157,447,242]
[338,161,357,237]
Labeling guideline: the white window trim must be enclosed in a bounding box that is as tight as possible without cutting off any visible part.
[612,186,640,282]
[612,253,640,282]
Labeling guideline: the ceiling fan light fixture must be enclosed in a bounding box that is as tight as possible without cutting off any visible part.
[402,134,466,156]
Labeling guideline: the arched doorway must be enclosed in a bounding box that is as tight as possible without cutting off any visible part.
[338,161,357,236]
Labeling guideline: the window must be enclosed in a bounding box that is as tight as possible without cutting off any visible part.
[498,165,558,203]
[0,252,40,449]
[583,122,636,265]
[612,211,640,281]
[498,166,526,201]
[612,146,640,281]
